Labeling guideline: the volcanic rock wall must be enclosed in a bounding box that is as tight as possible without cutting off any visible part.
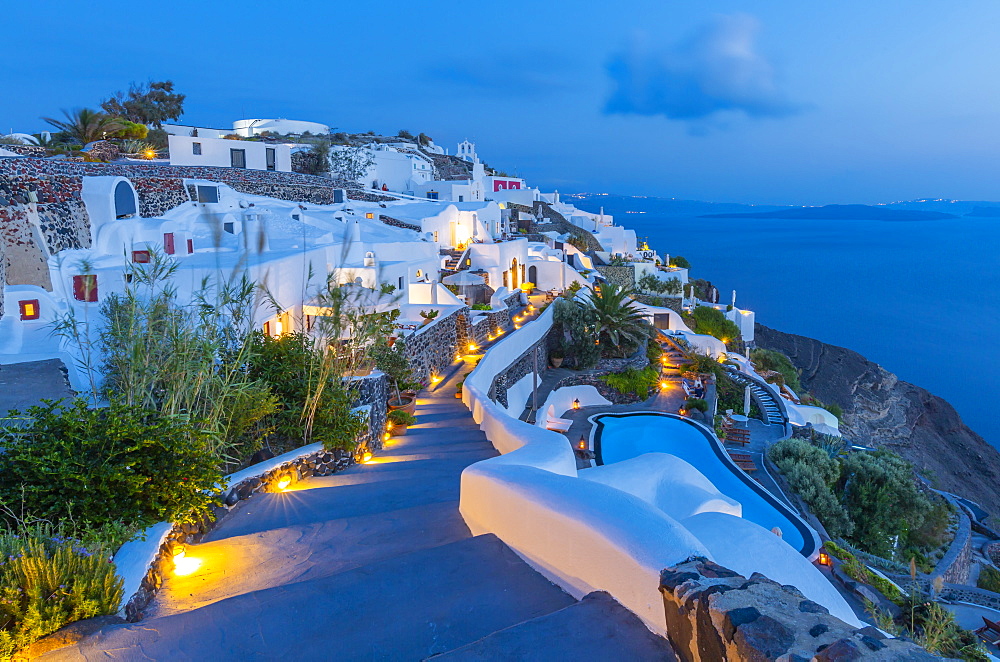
[756,323,1000,521]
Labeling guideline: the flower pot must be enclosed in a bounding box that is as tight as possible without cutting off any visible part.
[388,396,416,416]
[455,390,463,399]
[392,425,408,436]
[550,357,564,368]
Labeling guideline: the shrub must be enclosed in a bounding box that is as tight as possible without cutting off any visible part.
[637,273,681,295]
[979,566,1000,593]
[0,399,223,531]
[685,398,709,412]
[471,303,492,310]
[750,348,803,393]
[669,256,691,269]
[0,530,123,659]
[690,306,741,343]
[388,410,417,426]
[769,438,852,538]
[248,333,366,452]
[601,366,659,398]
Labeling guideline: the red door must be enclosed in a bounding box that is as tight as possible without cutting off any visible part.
[163,233,175,255]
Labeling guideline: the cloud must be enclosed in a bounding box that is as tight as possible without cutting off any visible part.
[605,14,802,122]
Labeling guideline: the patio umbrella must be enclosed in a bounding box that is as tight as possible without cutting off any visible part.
[743,385,752,416]
[811,422,842,437]
[442,271,485,286]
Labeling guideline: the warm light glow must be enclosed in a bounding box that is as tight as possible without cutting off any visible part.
[818,551,831,566]
[468,343,478,351]
[276,476,292,491]
[660,356,668,365]
[275,320,284,335]
[173,548,202,576]
[365,212,374,219]
[717,352,727,363]
[23,303,35,317]
[721,337,729,344]
[660,381,669,389]
[431,374,442,384]
[514,324,521,329]
[495,328,503,335]
[679,408,688,416]
[578,438,587,450]
[362,451,374,463]
[144,149,156,159]
[572,398,581,410]
[383,431,391,441]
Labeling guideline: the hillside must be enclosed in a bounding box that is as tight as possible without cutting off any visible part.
[756,324,1000,522]
[701,204,956,221]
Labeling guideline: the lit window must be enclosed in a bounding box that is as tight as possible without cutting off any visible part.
[132,250,150,263]
[19,299,39,320]
[365,212,374,219]
[415,269,422,279]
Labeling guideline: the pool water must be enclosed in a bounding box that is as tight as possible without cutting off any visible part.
[593,413,815,556]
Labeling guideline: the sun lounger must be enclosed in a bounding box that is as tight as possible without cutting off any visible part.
[735,459,758,473]
[976,617,1000,646]
[728,452,753,462]
[542,404,573,432]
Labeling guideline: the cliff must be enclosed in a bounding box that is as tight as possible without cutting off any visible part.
[756,324,1000,522]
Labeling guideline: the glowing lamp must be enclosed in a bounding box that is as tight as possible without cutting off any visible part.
[572,398,581,410]
[660,356,668,365]
[362,451,373,463]
[468,343,478,351]
[274,320,283,336]
[818,550,831,566]
[276,475,291,491]
[660,381,669,390]
[383,431,391,441]
[365,212,374,219]
[679,408,688,417]
[431,374,442,385]
[144,149,156,160]
[173,546,201,575]
[578,437,587,450]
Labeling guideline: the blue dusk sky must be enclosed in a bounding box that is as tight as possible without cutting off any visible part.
[3,1,1000,205]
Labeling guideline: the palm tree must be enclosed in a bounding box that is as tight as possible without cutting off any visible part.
[580,282,651,357]
[42,108,124,145]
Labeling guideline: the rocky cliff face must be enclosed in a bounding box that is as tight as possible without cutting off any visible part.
[756,324,1000,521]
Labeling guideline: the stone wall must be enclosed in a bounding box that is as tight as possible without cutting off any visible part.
[352,371,390,452]
[660,557,937,661]
[595,264,635,289]
[404,308,464,383]
[379,215,421,232]
[132,177,191,217]
[532,201,604,252]
[931,494,973,585]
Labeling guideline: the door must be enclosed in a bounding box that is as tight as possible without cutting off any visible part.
[266,148,276,171]
[231,149,246,168]
[528,265,537,283]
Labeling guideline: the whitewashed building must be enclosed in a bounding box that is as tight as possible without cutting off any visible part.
[168,136,292,172]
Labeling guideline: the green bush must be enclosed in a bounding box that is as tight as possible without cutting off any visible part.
[690,306,741,343]
[979,566,1000,593]
[769,438,852,538]
[749,348,802,393]
[669,256,691,269]
[471,303,492,310]
[249,333,366,451]
[0,530,123,659]
[685,398,709,412]
[0,399,223,531]
[601,366,659,398]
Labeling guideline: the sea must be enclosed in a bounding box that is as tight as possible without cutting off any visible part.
[573,197,1000,450]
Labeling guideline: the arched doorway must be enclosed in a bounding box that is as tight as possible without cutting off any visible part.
[511,258,519,289]
[114,181,137,219]
[528,265,537,284]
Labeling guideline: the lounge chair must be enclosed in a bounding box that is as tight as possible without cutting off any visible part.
[543,404,573,432]
[976,617,1000,646]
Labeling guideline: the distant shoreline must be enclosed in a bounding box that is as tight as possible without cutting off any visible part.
[699,204,956,221]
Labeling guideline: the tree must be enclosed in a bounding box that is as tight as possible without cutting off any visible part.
[551,298,600,369]
[583,283,652,357]
[42,109,124,145]
[329,145,375,183]
[100,80,185,128]
[670,256,691,269]
[418,132,432,146]
[637,272,681,295]
[397,129,414,140]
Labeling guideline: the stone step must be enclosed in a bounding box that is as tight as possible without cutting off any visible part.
[428,591,677,661]
[42,535,576,661]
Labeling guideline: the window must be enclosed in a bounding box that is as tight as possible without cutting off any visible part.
[415,269,423,279]
[72,275,98,302]
[187,239,194,254]
[113,181,136,219]
[426,191,439,200]
[196,185,219,203]
[398,276,404,290]
[230,148,246,168]
[132,250,151,263]
[365,212,374,219]
[18,299,39,320]
[163,233,175,255]
[458,195,464,202]
[192,142,202,155]
[223,222,235,234]
[265,148,276,171]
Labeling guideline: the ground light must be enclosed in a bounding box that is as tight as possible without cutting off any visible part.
[173,547,202,576]
[578,436,587,451]
[818,550,831,566]
[660,380,669,390]
[362,451,374,463]
[572,398,581,410]
[276,475,292,491]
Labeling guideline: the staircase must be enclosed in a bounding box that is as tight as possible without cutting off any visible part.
[726,367,788,426]
[42,373,675,661]
[441,246,470,272]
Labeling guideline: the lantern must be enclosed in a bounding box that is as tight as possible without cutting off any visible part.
[572,398,581,410]
[818,550,831,566]
[578,437,587,451]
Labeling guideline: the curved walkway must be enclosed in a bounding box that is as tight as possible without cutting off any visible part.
[43,372,675,660]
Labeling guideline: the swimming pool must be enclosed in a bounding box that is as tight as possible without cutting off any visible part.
[591,412,817,557]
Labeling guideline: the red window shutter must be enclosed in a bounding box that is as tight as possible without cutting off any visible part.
[163,233,175,255]
[72,275,98,302]
[132,250,151,263]
[263,321,270,336]
[18,299,40,320]
[186,239,194,254]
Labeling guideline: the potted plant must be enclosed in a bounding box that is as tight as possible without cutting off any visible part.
[371,337,417,415]
[419,309,440,326]
[549,348,565,368]
[455,380,464,398]
[388,409,417,435]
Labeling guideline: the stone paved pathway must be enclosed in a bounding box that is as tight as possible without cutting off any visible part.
[43,368,675,661]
